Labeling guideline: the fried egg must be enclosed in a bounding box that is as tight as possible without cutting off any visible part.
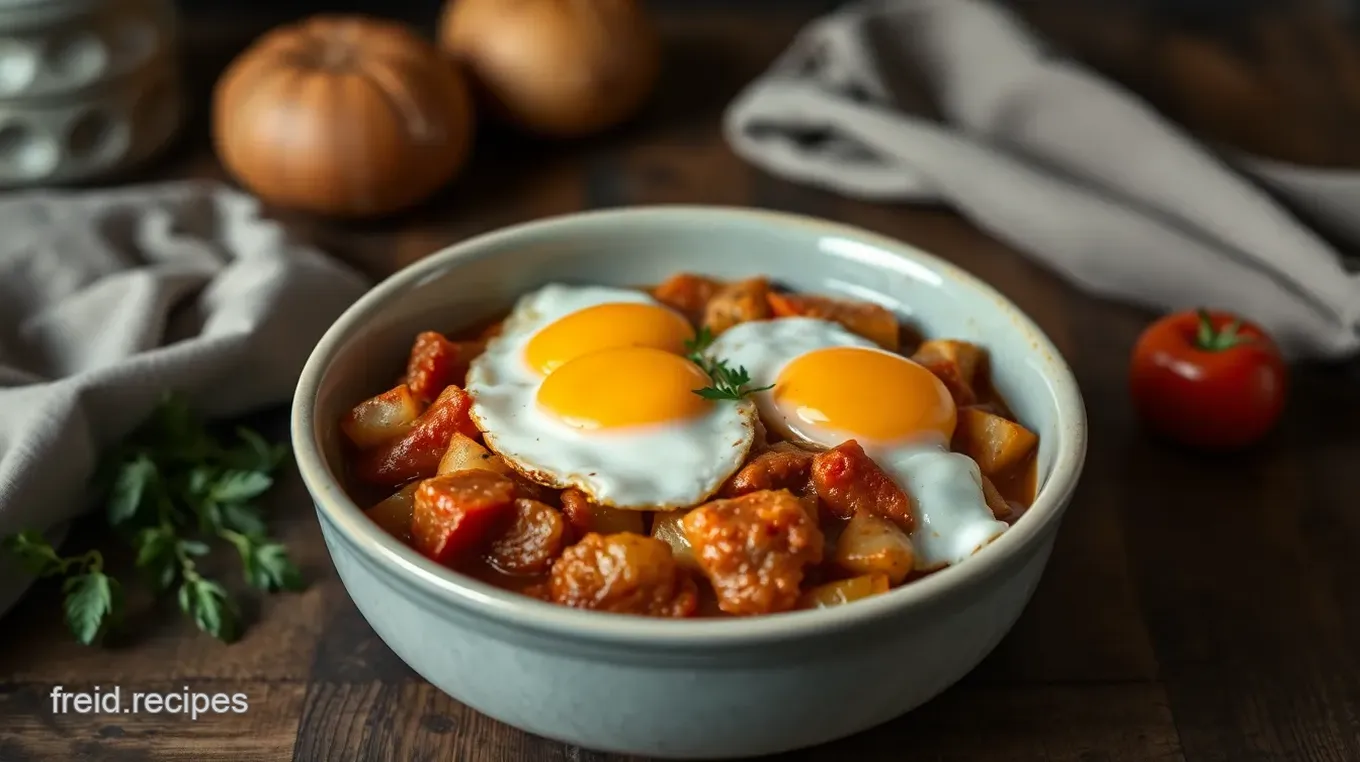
[466,284,757,509]
[708,317,1009,570]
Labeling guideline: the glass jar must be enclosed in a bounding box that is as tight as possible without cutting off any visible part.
[0,0,184,186]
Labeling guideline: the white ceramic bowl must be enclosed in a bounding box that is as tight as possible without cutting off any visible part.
[291,206,1088,759]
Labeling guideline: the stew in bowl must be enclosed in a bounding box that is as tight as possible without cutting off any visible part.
[336,273,1040,619]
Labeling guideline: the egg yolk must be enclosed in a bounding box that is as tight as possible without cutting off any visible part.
[524,302,694,376]
[774,347,957,443]
[537,346,713,430]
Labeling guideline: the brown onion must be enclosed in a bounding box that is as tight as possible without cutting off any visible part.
[438,0,660,138]
[213,15,475,218]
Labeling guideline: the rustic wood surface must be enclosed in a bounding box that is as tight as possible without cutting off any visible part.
[2,3,1360,761]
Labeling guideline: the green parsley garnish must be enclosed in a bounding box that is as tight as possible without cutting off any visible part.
[684,326,774,401]
[2,393,301,646]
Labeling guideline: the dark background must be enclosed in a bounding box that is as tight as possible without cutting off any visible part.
[173,0,1360,168]
[172,0,1342,17]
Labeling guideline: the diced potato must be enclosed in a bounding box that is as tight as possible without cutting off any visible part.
[366,482,422,542]
[650,510,699,570]
[952,407,1038,478]
[353,385,481,488]
[437,433,511,476]
[560,488,646,535]
[911,339,984,406]
[341,385,422,449]
[832,512,915,584]
[798,573,891,609]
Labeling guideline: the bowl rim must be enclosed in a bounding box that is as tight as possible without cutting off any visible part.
[292,205,1088,648]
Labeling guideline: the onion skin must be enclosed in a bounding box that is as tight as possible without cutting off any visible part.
[213,15,475,218]
[438,0,660,138]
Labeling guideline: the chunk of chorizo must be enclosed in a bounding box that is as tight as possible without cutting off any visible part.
[651,273,723,325]
[911,339,984,407]
[722,442,815,498]
[703,277,772,335]
[548,533,698,617]
[486,498,570,576]
[681,490,824,616]
[404,332,483,404]
[410,470,518,565]
[767,291,900,351]
[810,440,915,532]
[354,385,482,488]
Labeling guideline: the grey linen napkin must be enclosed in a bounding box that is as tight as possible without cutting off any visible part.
[724,0,1360,360]
[0,180,369,621]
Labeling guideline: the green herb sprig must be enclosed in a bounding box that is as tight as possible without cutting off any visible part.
[684,327,774,401]
[2,394,302,646]
[3,532,122,645]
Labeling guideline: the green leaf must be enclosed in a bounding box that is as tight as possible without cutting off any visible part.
[256,543,303,592]
[221,503,268,537]
[683,326,715,359]
[62,572,122,646]
[134,527,169,565]
[132,527,181,591]
[2,530,65,577]
[187,466,216,496]
[210,471,273,503]
[179,578,240,643]
[235,538,303,593]
[107,455,156,526]
[693,387,740,401]
[196,499,223,535]
[177,539,210,557]
[234,427,289,473]
[145,394,196,448]
[132,526,173,575]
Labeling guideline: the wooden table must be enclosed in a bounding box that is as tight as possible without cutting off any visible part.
[3,5,1360,761]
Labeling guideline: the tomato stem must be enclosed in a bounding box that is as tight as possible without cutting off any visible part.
[1195,308,1252,352]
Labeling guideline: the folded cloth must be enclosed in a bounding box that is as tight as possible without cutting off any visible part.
[0,180,369,620]
[724,0,1360,360]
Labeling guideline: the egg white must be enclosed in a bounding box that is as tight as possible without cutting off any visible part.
[465,284,757,510]
[708,317,1009,569]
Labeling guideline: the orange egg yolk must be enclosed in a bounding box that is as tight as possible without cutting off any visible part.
[536,346,713,430]
[773,347,957,443]
[524,302,694,376]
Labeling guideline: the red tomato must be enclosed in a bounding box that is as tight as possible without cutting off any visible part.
[1129,309,1287,450]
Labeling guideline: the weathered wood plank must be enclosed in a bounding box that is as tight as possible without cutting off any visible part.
[0,681,306,762]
